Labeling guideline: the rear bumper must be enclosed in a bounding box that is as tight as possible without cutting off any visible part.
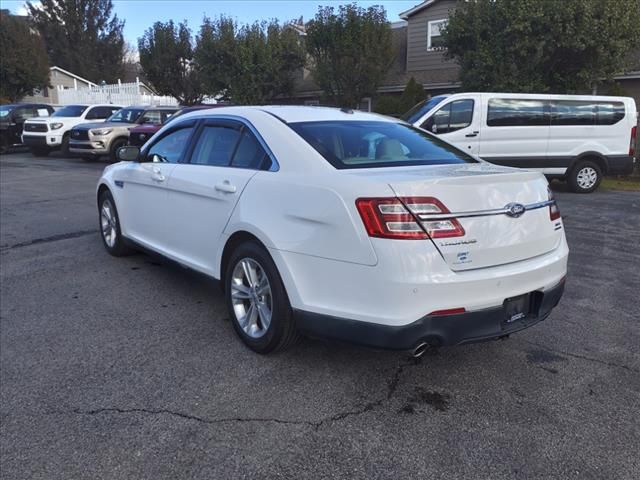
[606,155,634,175]
[295,278,565,350]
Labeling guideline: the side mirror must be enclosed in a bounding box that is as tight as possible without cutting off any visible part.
[117,145,140,162]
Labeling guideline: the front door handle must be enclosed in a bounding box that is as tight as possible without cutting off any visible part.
[215,181,237,194]
[465,131,479,138]
[151,168,165,182]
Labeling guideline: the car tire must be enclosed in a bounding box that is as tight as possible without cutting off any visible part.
[60,134,70,156]
[98,190,134,257]
[568,160,603,193]
[30,147,50,157]
[225,241,299,354]
[110,138,127,163]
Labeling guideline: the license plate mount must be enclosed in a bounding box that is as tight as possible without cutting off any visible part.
[502,293,533,328]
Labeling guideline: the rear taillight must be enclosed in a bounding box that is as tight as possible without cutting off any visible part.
[630,125,637,157]
[548,187,561,221]
[355,197,465,240]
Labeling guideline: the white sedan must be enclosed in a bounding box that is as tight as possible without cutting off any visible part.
[97,106,568,355]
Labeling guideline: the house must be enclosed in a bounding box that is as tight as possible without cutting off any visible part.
[22,66,96,105]
[289,0,640,112]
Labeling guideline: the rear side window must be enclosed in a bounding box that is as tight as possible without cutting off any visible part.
[552,101,625,126]
[289,120,477,169]
[422,99,474,134]
[487,99,548,126]
[190,125,241,167]
[595,102,625,125]
[231,130,268,169]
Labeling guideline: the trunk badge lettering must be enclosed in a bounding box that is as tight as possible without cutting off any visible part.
[505,203,525,218]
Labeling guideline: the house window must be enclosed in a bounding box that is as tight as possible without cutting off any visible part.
[427,19,447,50]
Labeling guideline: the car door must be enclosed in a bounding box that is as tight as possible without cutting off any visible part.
[419,98,480,155]
[162,119,269,274]
[116,122,197,252]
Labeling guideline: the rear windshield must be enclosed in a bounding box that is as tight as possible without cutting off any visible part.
[53,105,88,117]
[289,120,477,169]
[401,96,447,124]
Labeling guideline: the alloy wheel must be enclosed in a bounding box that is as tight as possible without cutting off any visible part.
[100,199,117,248]
[230,258,273,338]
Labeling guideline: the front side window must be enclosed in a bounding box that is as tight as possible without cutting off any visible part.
[290,120,477,169]
[427,19,447,50]
[401,95,447,124]
[107,108,144,123]
[53,105,88,117]
[146,127,194,163]
[487,99,549,127]
[190,125,241,167]
[422,99,474,134]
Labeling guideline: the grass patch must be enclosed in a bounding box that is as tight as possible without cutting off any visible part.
[600,176,640,192]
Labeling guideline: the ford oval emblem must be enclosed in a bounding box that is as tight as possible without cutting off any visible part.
[505,203,526,218]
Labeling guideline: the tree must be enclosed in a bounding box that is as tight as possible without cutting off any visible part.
[0,12,50,102]
[398,77,426,113]
[195,17,306,104]
[138,21,204,105]
[28,0,125,83]
[443,0,640,93]
[306,4,393,108]
[195,16,238,100]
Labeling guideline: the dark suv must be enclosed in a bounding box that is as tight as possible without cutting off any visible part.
[0,103,56,153]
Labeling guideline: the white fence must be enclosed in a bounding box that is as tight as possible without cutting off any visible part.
[56,81,179,106]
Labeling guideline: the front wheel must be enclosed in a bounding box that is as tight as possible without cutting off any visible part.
[568,160,602,193]
[109,138,127,163]
[98,190,134,256]
[225,241,299,354]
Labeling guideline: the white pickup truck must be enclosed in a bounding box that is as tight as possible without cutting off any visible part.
[22,104,122,156]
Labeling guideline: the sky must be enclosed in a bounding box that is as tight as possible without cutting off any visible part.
[4,0,418,44]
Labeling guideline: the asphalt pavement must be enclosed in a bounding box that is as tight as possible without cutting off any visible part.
[1,150,639,479]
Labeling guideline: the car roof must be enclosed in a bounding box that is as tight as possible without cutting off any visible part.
[180,105,397,124]
[1,103,53,108]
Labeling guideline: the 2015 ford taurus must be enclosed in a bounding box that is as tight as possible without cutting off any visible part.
[97,106,568,354]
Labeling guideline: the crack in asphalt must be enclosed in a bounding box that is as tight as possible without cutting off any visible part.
[54,356,421,431]
[0,229,98,251]
[521,339,639,374]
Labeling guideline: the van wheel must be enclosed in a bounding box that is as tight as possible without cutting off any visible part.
[568,160,602,193]
[225,241,299,354]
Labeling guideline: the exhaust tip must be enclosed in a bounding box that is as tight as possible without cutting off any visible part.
[412,342,429,358]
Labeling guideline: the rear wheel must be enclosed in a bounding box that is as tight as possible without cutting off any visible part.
[98,190,134,256]
[30,147,50,157]
[110,138,127,162]
[225,241,299,354]
[568,160,602,193]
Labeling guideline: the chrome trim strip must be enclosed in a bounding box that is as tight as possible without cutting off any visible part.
[417,200,554,220]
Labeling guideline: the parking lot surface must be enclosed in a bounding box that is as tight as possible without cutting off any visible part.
[1,151,639,479]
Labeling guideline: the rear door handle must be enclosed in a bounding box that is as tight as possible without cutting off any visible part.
[215,181,237,194]
[151,168,165,182]
[465,131,479,138]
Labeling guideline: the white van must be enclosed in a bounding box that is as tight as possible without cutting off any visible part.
[404,93,638,193]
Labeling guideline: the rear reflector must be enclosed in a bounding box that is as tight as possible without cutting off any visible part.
[547,187,561,221]
[429,307,466,316]
[355,197,465,240]
[630,125,637,157]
